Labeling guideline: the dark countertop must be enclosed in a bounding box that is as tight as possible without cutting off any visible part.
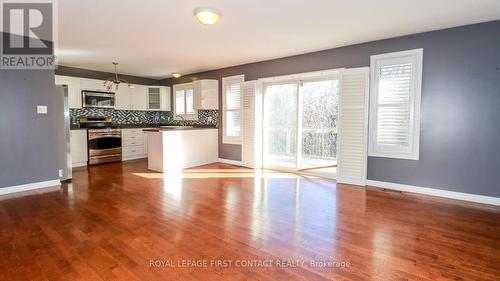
[143,126,218,132]
[70,126,88,130]
[70,123,168,130]
[71,124,217,130]
[114,123,172,129]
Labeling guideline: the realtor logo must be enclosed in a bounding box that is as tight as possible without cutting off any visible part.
[0,0,57,69]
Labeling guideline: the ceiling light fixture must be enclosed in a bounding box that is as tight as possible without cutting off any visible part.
[104,62,134,92]
[194,7,220,25]
[172,72,182,78]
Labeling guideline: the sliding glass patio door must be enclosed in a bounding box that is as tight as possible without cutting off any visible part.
[263,83,298,169]
[263,75,339,175]
[299,79,338,174]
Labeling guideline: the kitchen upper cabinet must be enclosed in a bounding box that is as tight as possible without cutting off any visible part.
[70,130,88,167]
[80,78,107,92]
[161,86,171,111]
[115,85,131,110]
[147,86,171,111]
[55,76,167,111]
[130,85,148,110]
[147,87,161,110]
[115,84,147,110]
[193,79,219,110]
[55,75,82,108]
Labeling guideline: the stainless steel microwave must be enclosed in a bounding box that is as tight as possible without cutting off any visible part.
[82,90,115,109]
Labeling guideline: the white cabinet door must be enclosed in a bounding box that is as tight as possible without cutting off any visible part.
[55,75,82,108]
[122,128,147,160]
[143,130,149,154]
[161,86,171,111]
[193,79,219,110]
[130,85,148,110]
[70,130,88,167]
[116,85,146,110]
[147,86,171,111]
[80,78,107,92]
[65,78,160,111]
[115,86,131,110]
[147,87,162,111]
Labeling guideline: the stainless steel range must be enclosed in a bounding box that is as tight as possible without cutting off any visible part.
[80,117,122,165]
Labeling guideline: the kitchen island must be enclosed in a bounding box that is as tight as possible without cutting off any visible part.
[144,127,218,173]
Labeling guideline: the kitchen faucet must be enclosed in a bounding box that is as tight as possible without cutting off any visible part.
[178,115,185,126]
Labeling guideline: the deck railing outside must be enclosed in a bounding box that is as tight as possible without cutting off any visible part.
[267,127,337,160]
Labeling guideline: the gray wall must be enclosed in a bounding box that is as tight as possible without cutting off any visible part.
[162,20,500,197]
[0,65,62,187]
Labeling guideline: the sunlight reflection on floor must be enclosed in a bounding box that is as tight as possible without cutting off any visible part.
[133,168,319,179]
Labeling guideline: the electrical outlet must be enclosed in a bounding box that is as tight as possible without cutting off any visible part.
[37,105,48,114]
[59,169,63,178]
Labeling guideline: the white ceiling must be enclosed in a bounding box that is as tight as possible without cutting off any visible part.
[57,0,500,79]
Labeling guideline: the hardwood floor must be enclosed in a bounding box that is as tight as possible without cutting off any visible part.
[1,160,499,280]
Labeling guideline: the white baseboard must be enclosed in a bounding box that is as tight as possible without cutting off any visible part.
[338,179,366,187]
[301,171,336,179]
[123,155,147,161]
[217,158,243,166]
[0,179,61,196]
[366,180,500,206]
[72,161,87,168]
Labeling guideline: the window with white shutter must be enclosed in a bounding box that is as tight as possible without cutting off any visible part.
[369,49,423,160]
[173,83,197,120]
[223,75,245,144]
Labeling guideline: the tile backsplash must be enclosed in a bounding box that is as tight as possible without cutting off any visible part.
[70,108,218,127]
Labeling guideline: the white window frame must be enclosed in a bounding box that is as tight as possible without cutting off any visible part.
[222,74,245,144]
[369,48,423,160]
[173,82,198,120]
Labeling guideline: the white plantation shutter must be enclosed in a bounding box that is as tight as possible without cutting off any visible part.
[226,84,241,137]
[226,84,241,109]
[241,80,263,168]
[369,49,423,160]
[185,89,194,114]
[175,90,185,115]
[223,75,245,144]
[337,67,370,186]
[377,63,411,146]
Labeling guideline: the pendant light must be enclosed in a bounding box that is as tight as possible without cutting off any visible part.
[103,62,134,92]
